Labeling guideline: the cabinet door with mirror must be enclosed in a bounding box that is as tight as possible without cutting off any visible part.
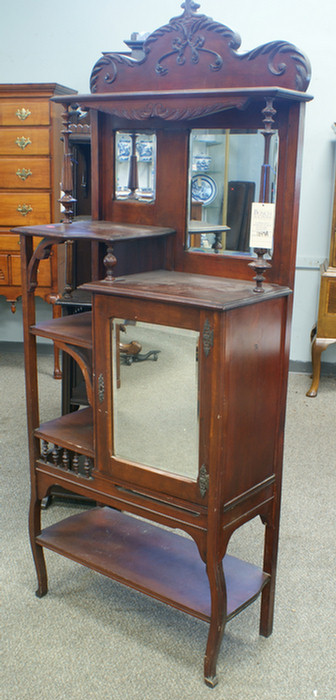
[93,293,210,508]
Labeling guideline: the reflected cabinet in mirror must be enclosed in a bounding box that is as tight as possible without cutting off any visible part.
[112,320,200,480]
[187,128,278,255]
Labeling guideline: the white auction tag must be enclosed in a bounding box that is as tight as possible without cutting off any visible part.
[249,202,275,249]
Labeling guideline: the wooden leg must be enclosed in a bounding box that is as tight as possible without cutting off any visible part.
[306,336,333,397]
[29,494,48,598]
[259,512,279,638]
[204,560,227,687]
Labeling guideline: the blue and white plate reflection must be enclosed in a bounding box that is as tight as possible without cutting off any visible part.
[191,174,217,206]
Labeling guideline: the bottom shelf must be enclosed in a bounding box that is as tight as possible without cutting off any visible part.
[36,507,269,622]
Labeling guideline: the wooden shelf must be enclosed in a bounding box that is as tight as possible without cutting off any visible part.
[35,407,94,457]
[36,507,269,622]
[30,311,92,349]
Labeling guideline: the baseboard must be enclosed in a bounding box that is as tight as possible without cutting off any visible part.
[289,359,336,376]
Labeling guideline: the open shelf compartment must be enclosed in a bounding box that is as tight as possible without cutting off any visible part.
[36,506,269,622]
[35,406,94,457]
[30,311,92,348]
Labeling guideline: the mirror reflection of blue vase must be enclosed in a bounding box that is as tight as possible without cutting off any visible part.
[194,153,211,172]
[117,137,132,161]
[137,140,152,162]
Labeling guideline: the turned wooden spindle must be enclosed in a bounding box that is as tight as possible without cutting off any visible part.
[59,103,77,223]
[72,453,79,474]
[62,448,70,471]
[41,440,49,462]
[52,445,59,467]
[84,457,91,478]
[249,98,276,292]
[128,132,139,198]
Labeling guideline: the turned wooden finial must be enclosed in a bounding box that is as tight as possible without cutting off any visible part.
[59,103,77,223]
[103,245,117,282]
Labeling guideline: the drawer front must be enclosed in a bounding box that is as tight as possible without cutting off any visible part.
[0,232,20,251]
[0,253,9,284]
[0,100,50,126]
[0,157,51,189]
[0,127,50,156]
[0,192,51,226]
[10,253,51,287]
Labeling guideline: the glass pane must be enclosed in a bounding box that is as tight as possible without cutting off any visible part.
[187,128,278,255]
[115,130,156,202]
[112,320,199,480]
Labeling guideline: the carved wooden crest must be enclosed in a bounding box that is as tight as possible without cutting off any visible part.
[90,0,311,96]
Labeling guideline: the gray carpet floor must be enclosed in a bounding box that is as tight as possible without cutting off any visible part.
[1,347,335,699]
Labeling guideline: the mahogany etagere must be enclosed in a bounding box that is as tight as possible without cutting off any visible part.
[15,1,312,687]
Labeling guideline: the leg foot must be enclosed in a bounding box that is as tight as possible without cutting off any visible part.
[306,336,333,397]
[204,675,218,688]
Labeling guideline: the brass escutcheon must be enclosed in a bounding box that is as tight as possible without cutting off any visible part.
[15,136,31,150]
[16,168,32,181]
[16,108,31,121]
[17,204,33,216]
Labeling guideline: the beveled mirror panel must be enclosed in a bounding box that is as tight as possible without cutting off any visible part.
[187,128,278,254]
[115,130,156,202]
[112,320,199,479]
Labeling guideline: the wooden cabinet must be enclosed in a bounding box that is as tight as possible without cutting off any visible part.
[15,1,312,687]
[0,83,76,311]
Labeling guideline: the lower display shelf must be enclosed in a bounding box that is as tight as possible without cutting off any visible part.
[36,506,269,622]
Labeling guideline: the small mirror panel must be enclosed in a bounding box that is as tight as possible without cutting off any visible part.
[187,128,278,255]
[115,130,156,202]
[112,320,200,480]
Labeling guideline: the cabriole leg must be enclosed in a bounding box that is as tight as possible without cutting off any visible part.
[204,560,227,687]
[29,494,48,598]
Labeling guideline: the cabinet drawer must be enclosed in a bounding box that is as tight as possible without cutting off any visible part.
[0,127,50,156]
[0,192,50,226]
[0,157,51,189]
[11,253,51,287]
[0,232,20,251]
[0,253,9,284]
[0,100,50,126]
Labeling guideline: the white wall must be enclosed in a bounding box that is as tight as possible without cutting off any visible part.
[1,0,336,364]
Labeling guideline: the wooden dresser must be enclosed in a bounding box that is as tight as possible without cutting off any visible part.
[0,83,76,314]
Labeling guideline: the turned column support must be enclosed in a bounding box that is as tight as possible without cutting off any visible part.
[59,102,77,223]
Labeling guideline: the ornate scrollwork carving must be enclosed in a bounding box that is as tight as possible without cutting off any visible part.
[149,0,239,77]
[199,463,209,497]
[89,0,310,96]
[242,40,311,91]
[99,99,248,122]
[90,52,139,93]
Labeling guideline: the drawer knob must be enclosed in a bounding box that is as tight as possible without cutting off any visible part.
[17,203,33,216]
[16,168,32,181]
[15,136,31,150]
[16,107,31,121]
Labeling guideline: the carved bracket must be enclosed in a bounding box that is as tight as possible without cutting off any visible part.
[27,238,54,292]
